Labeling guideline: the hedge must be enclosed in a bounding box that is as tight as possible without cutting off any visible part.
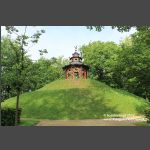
[144,107,150,123]
[1,108,22,126]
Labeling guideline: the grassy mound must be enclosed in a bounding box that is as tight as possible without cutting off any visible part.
[2,79,150,119]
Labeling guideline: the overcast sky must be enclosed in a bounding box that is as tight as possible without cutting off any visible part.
[1,26,136,60]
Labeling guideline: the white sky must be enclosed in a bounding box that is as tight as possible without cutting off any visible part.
[1,26,136,60]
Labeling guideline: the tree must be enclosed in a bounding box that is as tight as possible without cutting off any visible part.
[115,27,150,99]
[86,26,150,100]
[1,36,69,95]
[4,26,45,125]
[0,36,20,126]
[25,56,69,90]
[80,41,121,86]
[81,26,150,100]
[86,26,150,32]
[87,26,133,32]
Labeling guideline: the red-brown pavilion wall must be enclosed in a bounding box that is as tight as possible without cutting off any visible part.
[64,66,88,79]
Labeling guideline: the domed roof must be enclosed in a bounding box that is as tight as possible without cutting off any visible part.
[72,50,79,57]
[62,47,89,70]
[70,49,82,60]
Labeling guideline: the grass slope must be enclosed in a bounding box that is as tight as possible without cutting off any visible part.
[2,79,150,119]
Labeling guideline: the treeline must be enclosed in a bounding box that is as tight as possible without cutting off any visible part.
[1,27,150,101]
[80,27,150,100]
[1,36,69,100]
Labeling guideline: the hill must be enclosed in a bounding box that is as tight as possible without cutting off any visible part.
[2,79,150,119]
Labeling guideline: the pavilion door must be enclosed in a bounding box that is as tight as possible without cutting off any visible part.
[75,72,79,79]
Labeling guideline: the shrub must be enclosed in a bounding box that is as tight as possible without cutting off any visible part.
[1,108,22,126]
[144,107,150,123]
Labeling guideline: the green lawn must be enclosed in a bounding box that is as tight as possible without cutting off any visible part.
[134,122,150,126]
[19,119,39,126]
[2,79,150,119]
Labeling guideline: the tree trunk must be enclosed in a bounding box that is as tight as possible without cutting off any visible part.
[15,90,20,126]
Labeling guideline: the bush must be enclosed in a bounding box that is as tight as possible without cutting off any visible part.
[144,107,150,123]
[1,108,22,126]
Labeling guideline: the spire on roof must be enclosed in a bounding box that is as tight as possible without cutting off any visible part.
[74,46,77,52]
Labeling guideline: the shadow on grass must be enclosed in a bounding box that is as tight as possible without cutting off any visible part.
[21,88,119,119]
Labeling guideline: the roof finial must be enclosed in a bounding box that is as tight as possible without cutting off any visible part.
[74,46,77,52]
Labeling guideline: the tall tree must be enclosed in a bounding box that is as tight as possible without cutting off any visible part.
[84,26,150,100]
[115,27,150,99]
[80,41,121,86]
[5,26,45,125]
[1,37,69,96]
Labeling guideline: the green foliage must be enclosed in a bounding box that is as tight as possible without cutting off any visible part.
[2,79,149,119]
[80,41,121,86]
[23,56,69,91]
[1,26,150,122]
[19,119,39,126]
[144,107,150,123]
[2,26,46,125]
[115,28,150,99]
[1,36,34,97]
[1,36,68,97]
[1,108,22,126]
[87,26,133,32]
[81,27,150,100]
[3,26,46,93]
[87,26,150,32]
[134,122,150,126]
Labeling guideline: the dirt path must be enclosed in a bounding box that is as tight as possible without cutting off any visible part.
[21,116,146,126]
[36,117,146,126]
